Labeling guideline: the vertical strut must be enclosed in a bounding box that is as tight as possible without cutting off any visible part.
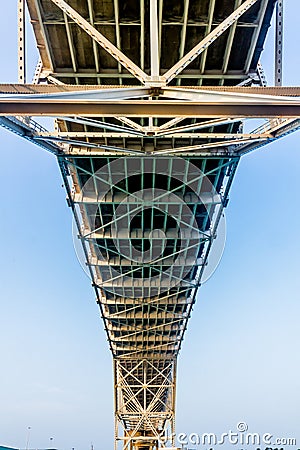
[140,0,145,70]
[275,0,283,86]
[150,0,160,79]
[18,0,26,83]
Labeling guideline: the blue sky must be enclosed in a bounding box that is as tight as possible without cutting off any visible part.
[0,2,300,450]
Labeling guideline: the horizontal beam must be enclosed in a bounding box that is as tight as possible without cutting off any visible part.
[2,84,299,96]
[152,138,267,155]
[40,19,259,28]
[39,131,271,139]
[0,86,150,100]
[57,116,144,136]
[1,99,300,117]
[161,86,300,102]
[62,146,240,157]
[49,71,254,80]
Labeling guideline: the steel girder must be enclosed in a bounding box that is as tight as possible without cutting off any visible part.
[1,90,300,118]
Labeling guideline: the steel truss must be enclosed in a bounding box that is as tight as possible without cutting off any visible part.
[114,358,176,450]
[1,1,299,450]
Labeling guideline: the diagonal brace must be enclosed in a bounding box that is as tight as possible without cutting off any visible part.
[48,0,149,84]
[163,0,260,84]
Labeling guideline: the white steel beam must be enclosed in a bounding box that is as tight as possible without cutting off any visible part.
[3,84,297,96]
[158,117,185,131]
[34,136,145,154]
[40,131,271,140]
[150,0,160,78]
[113,0,123,84]
[62,146,236,157]
[179,0,189,61]
[140,0,145,70]
[152,138,267,155]
[49,70,255,79]
[163,0,260,85]
[158,0,163,58]
[2,86,150,100]
[58,116,144,136]
[176,0,189,87]
[47,75,65,85]
[63,12,77,73]
[155,118,243,136]
[1,98,300,117]
[33,0,55,72]
[116,117,145,132]
[48,0,149,84]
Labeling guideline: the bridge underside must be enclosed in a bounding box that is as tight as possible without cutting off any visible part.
[27,0,275,86]
[1,1,299,449]
[69,153,235,447]
[59,152,238,450]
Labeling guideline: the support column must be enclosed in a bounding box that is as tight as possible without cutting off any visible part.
[18,0,26,83]
[275,0,283,86]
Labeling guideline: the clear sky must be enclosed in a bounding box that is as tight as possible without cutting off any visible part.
[0,2,299,450]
